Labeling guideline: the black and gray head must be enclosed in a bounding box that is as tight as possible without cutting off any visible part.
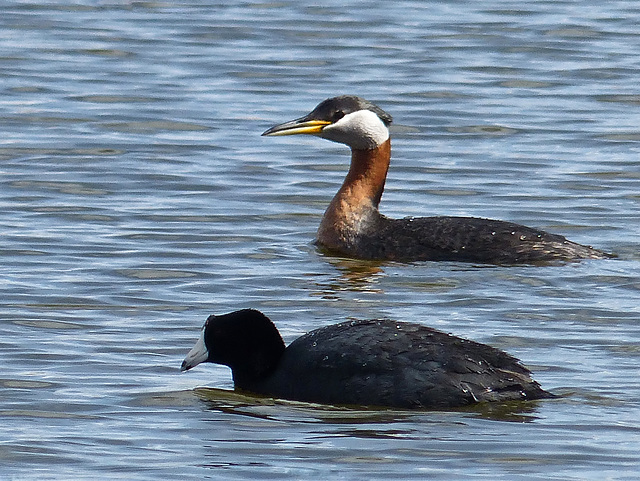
[262,96,393,150]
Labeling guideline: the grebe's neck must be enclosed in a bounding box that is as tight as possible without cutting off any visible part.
[343,138,391,208]
[317,138,391,249]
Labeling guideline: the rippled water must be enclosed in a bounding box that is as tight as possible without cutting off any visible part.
[2,1,639,479]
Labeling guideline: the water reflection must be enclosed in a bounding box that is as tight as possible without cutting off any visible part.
[312,256,385,296]
[189,387,546,424]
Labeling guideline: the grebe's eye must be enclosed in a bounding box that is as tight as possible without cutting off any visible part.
[332,110,345,122]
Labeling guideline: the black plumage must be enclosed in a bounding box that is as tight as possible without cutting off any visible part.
[182,309,552,409]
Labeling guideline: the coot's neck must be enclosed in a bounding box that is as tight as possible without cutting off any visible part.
[209,310,286,389]
[230,349,283,389]
[317,138,391,249]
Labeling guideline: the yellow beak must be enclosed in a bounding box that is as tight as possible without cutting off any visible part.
[262,118,332,137]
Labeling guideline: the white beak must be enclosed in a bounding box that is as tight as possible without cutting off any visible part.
[181,328,209,371]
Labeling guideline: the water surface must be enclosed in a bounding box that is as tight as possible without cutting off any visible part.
[1,1,639,479]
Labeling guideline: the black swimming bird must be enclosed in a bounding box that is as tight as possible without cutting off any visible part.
[262,96,611,263]
[181,309,552,409]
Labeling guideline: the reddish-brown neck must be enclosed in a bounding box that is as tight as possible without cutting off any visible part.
[334,138,391,210]
[317,139,391,250]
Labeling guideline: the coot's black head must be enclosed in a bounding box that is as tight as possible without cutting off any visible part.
[262,96,393,150]
[181,309,286,384]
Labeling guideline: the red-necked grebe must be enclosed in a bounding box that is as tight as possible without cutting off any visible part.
[181,309,553,409]
[262,96,611,263]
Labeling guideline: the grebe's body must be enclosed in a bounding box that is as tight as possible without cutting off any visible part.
[182,309,552,409]
[263,96,610,263]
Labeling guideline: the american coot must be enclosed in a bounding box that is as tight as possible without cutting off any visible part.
[181,309,552,409]
[262,96,611,263]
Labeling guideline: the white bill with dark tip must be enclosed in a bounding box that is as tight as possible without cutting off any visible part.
[181,328,208,371]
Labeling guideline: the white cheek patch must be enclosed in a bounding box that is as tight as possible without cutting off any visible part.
[323,110,389,149]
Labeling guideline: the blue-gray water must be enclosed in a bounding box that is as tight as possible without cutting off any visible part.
[1,1,639,479]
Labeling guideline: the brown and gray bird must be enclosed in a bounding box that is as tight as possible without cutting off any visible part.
[263,96,611,263]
